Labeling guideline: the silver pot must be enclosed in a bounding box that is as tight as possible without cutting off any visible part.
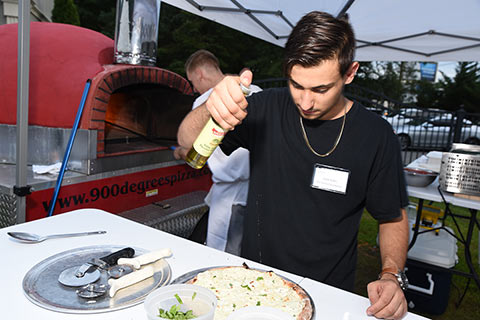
[439,143,480,196]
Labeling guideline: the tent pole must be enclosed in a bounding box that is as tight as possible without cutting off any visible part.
[337,0,356,18]
[15,0,31,224]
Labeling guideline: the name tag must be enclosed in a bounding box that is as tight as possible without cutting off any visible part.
[311,164,350,194]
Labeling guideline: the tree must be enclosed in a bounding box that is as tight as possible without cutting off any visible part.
[74,0,116,38]
[352,61,418,110]
[52,0,80,26]
[413,80,442,110]
[156,4,284,79]
[437,62,480,113]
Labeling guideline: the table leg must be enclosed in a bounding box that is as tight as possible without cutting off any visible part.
[408,199,424,251]
[464,209,480,289]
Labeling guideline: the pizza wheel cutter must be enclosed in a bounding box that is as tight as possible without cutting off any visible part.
[58,247,135,287]
[107,248,172,278]
[76,265,155,299]
[116,248,172,270]
[76,283,107,299]
[107,264,134,279]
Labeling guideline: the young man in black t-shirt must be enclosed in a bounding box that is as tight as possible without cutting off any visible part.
[177,11,409,320]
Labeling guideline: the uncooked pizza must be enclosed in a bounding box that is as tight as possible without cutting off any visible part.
[187,266,313,320]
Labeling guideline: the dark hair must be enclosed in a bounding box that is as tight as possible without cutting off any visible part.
[284,11,355,77]
[185,49,220,73]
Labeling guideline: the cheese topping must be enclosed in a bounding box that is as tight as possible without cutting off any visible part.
[192,268,305,320]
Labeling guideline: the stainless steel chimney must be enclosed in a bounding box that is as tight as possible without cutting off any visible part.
[114,0,161,66]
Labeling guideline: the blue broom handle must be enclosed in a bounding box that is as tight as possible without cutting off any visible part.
[47,79,92,217]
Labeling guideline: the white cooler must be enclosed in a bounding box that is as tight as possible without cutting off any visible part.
[405,218,458,315]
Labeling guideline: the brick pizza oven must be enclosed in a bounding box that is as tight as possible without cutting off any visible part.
[0,22,211,233]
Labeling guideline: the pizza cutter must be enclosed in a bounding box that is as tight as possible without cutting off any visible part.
[76,263,156,299]
[76,248,172,299]
[58,247,135,287]
[104,248,171,279]
[76,283,108,299]
[115,248,172,270]
[58,268,101,287]
[107,264,134,279]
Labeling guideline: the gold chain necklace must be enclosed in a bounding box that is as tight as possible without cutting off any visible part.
[299,102,347,157]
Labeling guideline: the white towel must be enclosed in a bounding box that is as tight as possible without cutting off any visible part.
[32,162,62,175]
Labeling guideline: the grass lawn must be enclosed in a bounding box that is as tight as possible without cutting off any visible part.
[354,199,479,320]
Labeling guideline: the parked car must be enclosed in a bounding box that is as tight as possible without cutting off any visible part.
[366,106,387,115]
[383,108,436,128]
[428,113,473,126]
[393,117,480,150]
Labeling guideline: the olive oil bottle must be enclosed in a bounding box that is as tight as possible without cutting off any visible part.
[185,84,251,169]
[185,118,225,169]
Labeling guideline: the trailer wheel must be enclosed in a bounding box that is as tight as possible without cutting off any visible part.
[398,134,411,150]
[463,137,480,145]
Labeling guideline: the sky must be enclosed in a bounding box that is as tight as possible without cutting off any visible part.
[437,61,458,79]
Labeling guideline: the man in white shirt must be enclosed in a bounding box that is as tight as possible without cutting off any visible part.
[174,49,261,254]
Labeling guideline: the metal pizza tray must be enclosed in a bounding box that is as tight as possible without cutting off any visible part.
[172,264,316,320]
[23,245,171,314]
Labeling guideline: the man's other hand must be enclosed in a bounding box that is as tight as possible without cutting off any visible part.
[173,146,188,160]
[366,275,407,319]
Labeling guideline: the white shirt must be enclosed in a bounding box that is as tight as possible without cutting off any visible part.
[192,85,262,250]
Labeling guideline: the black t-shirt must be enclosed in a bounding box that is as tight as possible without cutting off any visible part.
[220,87,408,291]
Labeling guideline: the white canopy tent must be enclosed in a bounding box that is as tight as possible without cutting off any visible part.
[162,0,480,61]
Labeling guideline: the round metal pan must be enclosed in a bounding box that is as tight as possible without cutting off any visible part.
[172,264,316,320]
[23,245,171,314]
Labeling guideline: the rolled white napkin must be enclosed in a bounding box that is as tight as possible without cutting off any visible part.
[32,162,62,175]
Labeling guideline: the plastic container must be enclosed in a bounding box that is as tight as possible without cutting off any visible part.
[408,225,458,268]
[226,306,293,320]
[144,284,217,320]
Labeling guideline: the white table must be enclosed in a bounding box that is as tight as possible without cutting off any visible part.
[407,179,480,212]
[407,179,480,290]
[1,208,428,319]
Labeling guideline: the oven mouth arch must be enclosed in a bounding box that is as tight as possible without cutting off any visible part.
[83,65,194,157]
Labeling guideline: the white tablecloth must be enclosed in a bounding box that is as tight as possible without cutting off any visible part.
[1,208,428,319]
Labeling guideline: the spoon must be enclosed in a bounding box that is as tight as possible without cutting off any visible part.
[7,230,107,243]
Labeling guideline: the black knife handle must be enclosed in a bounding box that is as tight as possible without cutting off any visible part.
[100,247,135,266]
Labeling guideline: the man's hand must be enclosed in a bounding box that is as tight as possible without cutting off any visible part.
[366,274,407,319]
[205,69,252,130]
[173,146,188,160]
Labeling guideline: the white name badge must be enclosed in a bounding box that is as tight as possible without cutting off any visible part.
[311,164,350,194]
